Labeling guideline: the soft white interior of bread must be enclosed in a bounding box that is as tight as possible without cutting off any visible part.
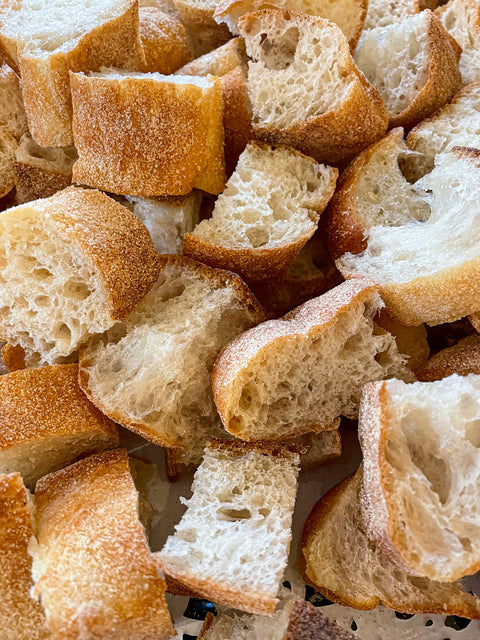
[225,292,407,441]
[92,68,215,87]
[160,444,299,599]
[191,144,333,249]
[0,208,112,366]
[202,607,290,639]
[439,0,480,84]
[80,261,258,447]
[362,0,418,31]
[175,0,218,12]
[354,12,429,117]
[338,151,480,285]
[16,133,77,173]
[377,375,480,579]
[242,12,355,127]
[0,64,28,139]
[125,194,201,254]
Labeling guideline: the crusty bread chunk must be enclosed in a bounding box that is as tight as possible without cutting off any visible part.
[238,9,389,165]
[78,255,265,449]
[199,599,359,640]
[221,66,254,174]
[359,375,480,582]
[302,468,480,617]
[137,6,192,73]
[124,192,201,254]
[0,186,161,367]
[171,0,231,57]
[71,69,226,196]
[0,364,118,489]
[0,473,50,640]
[325,128,430,260]
[337,147,480,326]
[158,440,300,614]
[214,0,368,50]
[184,142,338,284]
[0,0,143,147]
[375,310,430,372]
[14,133,77,204]
[213,278,410,442]
[407,83,480,178]
[437,0,480,84]
[362,0,419,31]
[0,128,17,199]
[354,11,461,129]
[30,449,174,639]
[0,64,28,140]
[140,0,180,17]
[176,36,247,75]
[416,335,480,381]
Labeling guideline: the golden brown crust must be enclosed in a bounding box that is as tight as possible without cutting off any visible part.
[176,37,247,77]
[221,65,253,175]
[17,0,144,147]
[137,6,193,74]
[1,343,26,372]
[0,472,50,640]
[285,600,360,640]
[33,449,175,640]
[415,334,480,381]
[172,0,231,56]
[375,309,429,371]
[71,72,226,196]
[14,161,72,204]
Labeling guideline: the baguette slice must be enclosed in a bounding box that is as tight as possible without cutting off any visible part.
[137,6,193,73]
[238,9,389,166]
[30,449,174,639]
[78,255,265,449]
[415,334,480,381]
[359,375,480,582]
[337,148,480,326]
[214,0,368,50]
[406,82,480,178]
[302,468,480,617]
[175,36,247,76]
[158,439,300,615]
[0,63,28,139]
[184,142,338,284]
[199,599,359,640]
[14,133,77,204]
[0,186,161,367]
[213,278,411,442]
[71,69,226,196]
[0,473,50,640]
[354,11,461,129]
[0,0,144,147]
[437,0,480,84]
[0,364,119,489]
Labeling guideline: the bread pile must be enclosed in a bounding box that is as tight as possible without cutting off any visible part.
[1,0,480,638]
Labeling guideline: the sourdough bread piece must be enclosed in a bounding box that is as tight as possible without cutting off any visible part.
[0,186,161,367]
[325,128,430,261]
[0,0,144,147]
[124,192,202,254]
[14,133,77,204]
[0,364,118,489]
[362,0,419,31]
[176,36,247,75]
[30,449,175,639]
[78,255,265,449]
[406,83,480,178]
[214,0,368,50]
[359,375,480,582]
[0,473,50,640]
[337,148,480,326]
[238,9,389,165]
[415,334,480,381]
[71,69,226,196]
[171,0,231,57]
[0,63,28,139]
[302,468,480,617]
[158,439,300,614]
[137,6,192,73]
[354,11,461,129]
[184,142,338,284]
[213,278,411,442]
[437,0,480,84]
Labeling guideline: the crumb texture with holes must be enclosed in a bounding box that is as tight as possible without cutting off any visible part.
[437,0,480,84]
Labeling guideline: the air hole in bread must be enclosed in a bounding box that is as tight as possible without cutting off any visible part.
[217,507,253,521]
[259,27,299,70]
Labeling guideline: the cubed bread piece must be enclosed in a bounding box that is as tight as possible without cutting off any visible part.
[0,364,118,489]
[362,0,419,31]
[78,255,265,449]
[415,334,480,381]
[359,375,480,581]
[437,0,480,84]
[30,449,174,639]
[0,473,50,640]
[302,468,480,617]
[14,133,77,204]
[124,192,202,254]
[176,36,247,75]
[171,0,231,57]
[407,82,480,178]
[158,439,300,614]
[0,186,161,367]
[337,147,480,326]
[354,11,461,129]
[0,63,28,139]
[71,69,226,196]
[214,0,368,50]
[184,142,338,284]
[213,278,411,442]
[137,6,192,73]
[0,0,144,147]
[238,9,389,165]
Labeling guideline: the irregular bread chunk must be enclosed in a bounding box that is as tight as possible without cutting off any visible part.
[362,0,419,31]
[171,0,231,57]
[0,128,18,199]
[137,6,192,73]
[416,335,480,381]
[176,37,247,76]
[158,440,300,614]
[0,63,28,139]
[437,0,480,84]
